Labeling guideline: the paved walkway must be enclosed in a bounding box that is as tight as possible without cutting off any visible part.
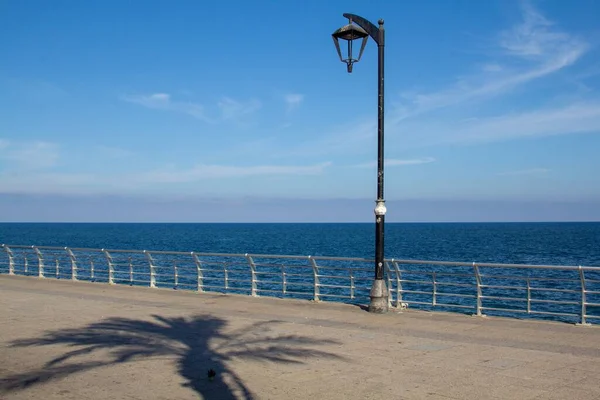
[1,275,600,400]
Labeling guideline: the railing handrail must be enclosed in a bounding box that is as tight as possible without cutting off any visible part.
[1,243,599,326]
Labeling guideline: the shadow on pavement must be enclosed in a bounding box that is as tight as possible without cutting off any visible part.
[0,314,344,399]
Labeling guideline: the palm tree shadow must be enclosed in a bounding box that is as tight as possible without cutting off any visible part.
[0,314,344,399]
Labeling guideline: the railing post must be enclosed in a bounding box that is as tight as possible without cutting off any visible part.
[66,247,77,281]
[191,252,204,292]
[393,261,404,308]
[577,266,591,326]
[33,246,44,278]
[526,278,531,314]
[3,245,15,275]
[245,254,257,297]
[309,256,320,302]
[55,258,59,278]
[473,262,484,317]
[24,255,29,274]
[103,249,114,284]
[350,269,355,300]
[144,251,156,288]
[282,264,287,295]
[90,256,95,281]
[386,260,393,308]
[432,271,437,306]
[173,261,178,289]
[128,256,133,285]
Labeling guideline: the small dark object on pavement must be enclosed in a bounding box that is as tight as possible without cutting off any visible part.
[207,369,216,381]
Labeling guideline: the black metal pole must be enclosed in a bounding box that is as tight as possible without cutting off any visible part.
[375,20,385,281]
[337,13,389,313]
[368,19,388,313]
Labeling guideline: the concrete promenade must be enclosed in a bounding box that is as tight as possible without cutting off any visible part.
[1,275,600,400]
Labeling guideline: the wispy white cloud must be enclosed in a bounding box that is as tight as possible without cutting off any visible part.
[402,102,600,147]
[0,160,333,195]
[498,3,573,58]
[393,3,587,122]
[123,93,262,123]
[354,157,436,168]
[218,97,262,121]
[125,92,170,108]
[0,140,60,171]
[284,93,304,114]
[363,1,600,154]
[140,161,332,183]
[122,93,213,122]
[497,168,550,176]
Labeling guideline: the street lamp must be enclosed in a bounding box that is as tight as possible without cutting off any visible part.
[332,14,388,313]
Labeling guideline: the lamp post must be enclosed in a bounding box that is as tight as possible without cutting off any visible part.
[332,14,388,313]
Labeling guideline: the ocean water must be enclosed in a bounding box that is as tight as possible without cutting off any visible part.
[1,222,599,324]
[1,222,599,266]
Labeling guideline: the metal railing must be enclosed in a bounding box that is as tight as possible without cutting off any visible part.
[1,244,599,325]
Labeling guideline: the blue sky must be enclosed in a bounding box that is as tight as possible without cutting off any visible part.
[1,0,600,222]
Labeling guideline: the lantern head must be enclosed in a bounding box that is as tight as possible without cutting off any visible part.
[332,20,369,73]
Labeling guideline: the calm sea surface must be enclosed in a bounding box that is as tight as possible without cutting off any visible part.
[1,222,599,266]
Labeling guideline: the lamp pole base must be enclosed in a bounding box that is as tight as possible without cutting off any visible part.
[368,279,389,313]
